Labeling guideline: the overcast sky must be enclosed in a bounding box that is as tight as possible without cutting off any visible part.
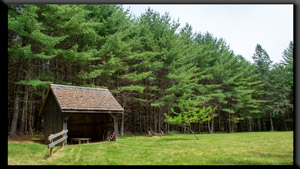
[122,4,293,64]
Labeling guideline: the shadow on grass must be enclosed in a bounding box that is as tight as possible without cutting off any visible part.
[207,151,293,165]
[43,147,63,160]
[207,158,270,165]
[208,157,291,165]
[248,151,292,158]
[160,137,196,141]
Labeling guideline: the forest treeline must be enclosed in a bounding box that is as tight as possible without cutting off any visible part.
[8,5,294,138]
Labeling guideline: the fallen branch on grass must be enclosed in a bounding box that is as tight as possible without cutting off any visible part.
[151,130,165,137]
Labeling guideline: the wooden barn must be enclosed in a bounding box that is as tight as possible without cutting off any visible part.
[39,84,124,144]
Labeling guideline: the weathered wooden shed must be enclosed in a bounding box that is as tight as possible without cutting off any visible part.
[39,84,124,144]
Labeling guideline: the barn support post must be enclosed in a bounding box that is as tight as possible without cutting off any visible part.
[121,112,124,136]
[62,117,68,147]
[49,134,53,156]
[115,115,118,141]
[110,114,118,141]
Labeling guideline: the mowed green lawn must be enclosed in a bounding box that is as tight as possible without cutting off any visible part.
[8,131,293,165]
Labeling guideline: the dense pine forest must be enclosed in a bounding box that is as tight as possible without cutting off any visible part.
[8,5,294,139]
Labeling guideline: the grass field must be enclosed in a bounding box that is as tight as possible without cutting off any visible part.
[8,131,293,165]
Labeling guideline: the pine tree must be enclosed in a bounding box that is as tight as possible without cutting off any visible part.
[252,44,274,131]
[266,42,294,130]
[281,41,294,129]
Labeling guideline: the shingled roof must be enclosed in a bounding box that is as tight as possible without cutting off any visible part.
[40,84,124,114]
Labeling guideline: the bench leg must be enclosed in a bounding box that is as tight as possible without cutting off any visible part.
[79,140,81,144]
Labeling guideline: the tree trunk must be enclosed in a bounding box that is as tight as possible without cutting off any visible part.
[148,105,151,131]
[158,108,161,132]
[139,106,142,134]
[186,126,198,140]
[19,86,29,136]
[164,108,167,133]
[9,54,24,139]
[248,118,252,132]
[29,101,34,136]
[211,118,214,133]
[20,58,32,136]
[237,121,242,132]
[255,118,258,131]
[208,120,214,134]
[269,112,274,131]
[228,113,232,133]
[224,118,228,132]
[9,91,20,139]
[154,107,157,133]
[218,114,221,132]
[282,116,287,131]
[132,108,135,133]
[286,110,291,131]
[24,100,28,135]
[167,108,170,133]
[261,117,264,131]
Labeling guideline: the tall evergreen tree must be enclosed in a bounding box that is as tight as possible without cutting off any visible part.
[252,44,274,131]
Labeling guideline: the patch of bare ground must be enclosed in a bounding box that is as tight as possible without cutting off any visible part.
[68,140,109,145]
[8,135,44,144]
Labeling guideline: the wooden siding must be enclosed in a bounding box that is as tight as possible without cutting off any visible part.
[43,90,65,144]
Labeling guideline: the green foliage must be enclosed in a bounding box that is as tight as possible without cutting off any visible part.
[15,79,52,96]
[15,79,52,89]
[117,85,146,94]
[79,84,108,89]
[252,44,272,73]
[122,71,154,82]
[282,41,293,76]
[164,97,217,135]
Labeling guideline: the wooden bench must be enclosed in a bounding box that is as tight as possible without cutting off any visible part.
[70,138,91,144]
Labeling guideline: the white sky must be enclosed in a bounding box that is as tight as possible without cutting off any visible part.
[122,4,293,64]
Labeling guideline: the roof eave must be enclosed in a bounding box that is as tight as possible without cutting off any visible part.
[39,85,64,115]
[62,109,124,114]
